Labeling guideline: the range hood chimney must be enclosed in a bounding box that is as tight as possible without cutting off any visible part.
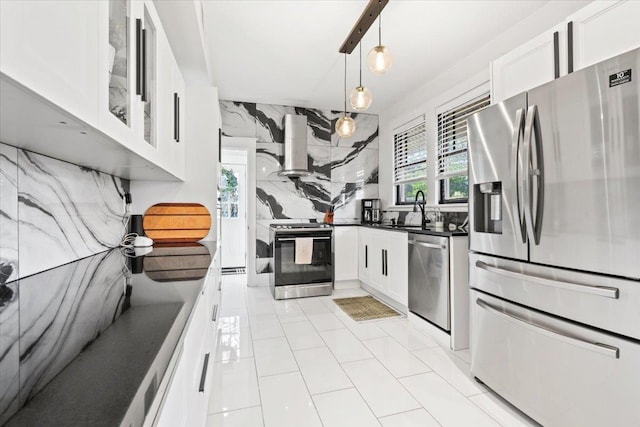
[278,114,311,177]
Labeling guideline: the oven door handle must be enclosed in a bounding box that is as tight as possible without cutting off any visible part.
[276,237,331,242]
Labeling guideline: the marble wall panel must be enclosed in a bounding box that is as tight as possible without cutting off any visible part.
[255,104,300,143]
[331,183,379,220]
[305,108,332,146]
[220,100,257,137]
[256,180,331,220]
[0,144,18,283]
[331,112,379,149]
[17,150,129,278]
[256,142,284,181]
[330,147,379,185]
[0,281,19,424]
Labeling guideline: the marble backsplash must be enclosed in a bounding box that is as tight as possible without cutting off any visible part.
[220,101,379,276]
[0,142,129,282]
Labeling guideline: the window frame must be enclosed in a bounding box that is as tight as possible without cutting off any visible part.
[393,116,427,206]
[436,92,490,205]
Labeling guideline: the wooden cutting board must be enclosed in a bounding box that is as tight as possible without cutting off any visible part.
[143,203,211,243]
[143,243,212,282]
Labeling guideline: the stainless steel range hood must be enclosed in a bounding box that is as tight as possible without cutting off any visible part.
[278,114,311,177]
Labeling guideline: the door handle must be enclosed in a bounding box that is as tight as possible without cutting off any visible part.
[408,241,446,250]
[141,28,147,102]
[553,31,560,79]
[522,105,544,245]
[476,298,619,358]
[384,250,388,276]
[365,245,368,268]
[198,353,210,392]
[135,19,142,96]
[475,261,619,299]
[511,108,526,243]
[173,92,179,141]
[567,21,574,73]
[381,249,385,276]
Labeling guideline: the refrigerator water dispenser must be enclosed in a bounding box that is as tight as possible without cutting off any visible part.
[474,182,502,234]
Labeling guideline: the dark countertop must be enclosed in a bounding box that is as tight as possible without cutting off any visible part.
[1,241,217,427]
[332,222,468,237]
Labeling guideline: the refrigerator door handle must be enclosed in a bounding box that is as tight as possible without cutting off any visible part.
[523,105,545,245]
[475,261,620,299]
[475,298,620,358]
[511,108,526,243]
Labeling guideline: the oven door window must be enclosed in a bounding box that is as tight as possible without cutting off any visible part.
[274,236,332,286]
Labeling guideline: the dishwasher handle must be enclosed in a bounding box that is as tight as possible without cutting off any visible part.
[408,240,446,250]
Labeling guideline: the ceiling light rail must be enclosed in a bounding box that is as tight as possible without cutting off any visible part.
[338,0,389,54]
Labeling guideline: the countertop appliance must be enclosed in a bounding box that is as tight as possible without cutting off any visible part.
[407,233,450,331]
[468,48,640,426]
[361,198,381,223]
[269,223,333,299]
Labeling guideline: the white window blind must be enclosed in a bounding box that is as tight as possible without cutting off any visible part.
[394,119,426,184]
[437,93,490,179]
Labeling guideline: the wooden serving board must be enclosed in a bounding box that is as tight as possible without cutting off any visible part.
[143,203,211,243]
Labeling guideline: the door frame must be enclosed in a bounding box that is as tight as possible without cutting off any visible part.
[221,137,256,286]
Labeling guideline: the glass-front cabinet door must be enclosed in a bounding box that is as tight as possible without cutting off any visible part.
[108,0,129,126]
[142,6,157,147]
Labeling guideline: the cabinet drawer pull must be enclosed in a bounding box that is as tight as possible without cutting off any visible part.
[476,299,619,359]
[141,28,147,102]
[365,245,368,268]
[212,304,218,322]
[198,353,210,392]
[475,261,619,299]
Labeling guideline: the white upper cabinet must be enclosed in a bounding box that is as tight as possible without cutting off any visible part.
[491,1,640,104]
[98,0,139,147]
[0,0,99,126]
[567,1,640,70]
[491,23,566,104]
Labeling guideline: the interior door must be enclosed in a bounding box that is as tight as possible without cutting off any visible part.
[221,163,247,268]
[468,93,529,261]
[526,48,640,279]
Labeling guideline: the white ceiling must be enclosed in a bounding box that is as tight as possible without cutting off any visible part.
[203,1,554,114]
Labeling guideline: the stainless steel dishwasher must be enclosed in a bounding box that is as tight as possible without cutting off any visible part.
[408,233,450,331]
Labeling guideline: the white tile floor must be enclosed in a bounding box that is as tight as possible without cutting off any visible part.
[207,275,539,427]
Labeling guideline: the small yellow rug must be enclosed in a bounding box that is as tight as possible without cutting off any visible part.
[333,296,401,321]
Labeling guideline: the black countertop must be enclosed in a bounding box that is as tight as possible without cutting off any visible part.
[332,222,468,237]
[0,241,217,427]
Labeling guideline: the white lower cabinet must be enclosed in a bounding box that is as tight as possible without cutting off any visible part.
[334,226,359,283]
[358,228,408,308]
[155,250,221,427]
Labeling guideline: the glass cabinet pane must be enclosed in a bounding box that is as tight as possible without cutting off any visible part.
[108,0,129,125]
[143,8,156,146]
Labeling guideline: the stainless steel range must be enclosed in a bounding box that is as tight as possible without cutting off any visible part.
[269,223,333,300]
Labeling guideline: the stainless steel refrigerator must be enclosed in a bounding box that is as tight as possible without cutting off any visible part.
[468,47,640,427]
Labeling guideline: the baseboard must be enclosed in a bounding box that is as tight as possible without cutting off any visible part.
[407,312,451,349]
[333,279,360,290]
[360,282,407,315]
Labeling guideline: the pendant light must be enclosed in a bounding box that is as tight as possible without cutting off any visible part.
[367,0,393,75]
[336,54,356,138]
[349,43,373,111]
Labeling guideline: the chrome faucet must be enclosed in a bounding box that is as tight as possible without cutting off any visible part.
[413,190,427,228]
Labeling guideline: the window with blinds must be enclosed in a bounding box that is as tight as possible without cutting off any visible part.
[437,93,490,203]
[394,118,427,204]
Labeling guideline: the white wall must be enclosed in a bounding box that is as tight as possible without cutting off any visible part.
[378,0,590,210]
[131,86,221,241]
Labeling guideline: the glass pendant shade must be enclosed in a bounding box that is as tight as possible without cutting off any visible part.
[336,115,356,137]
[368,45,393,75]
[349,86,372,111]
